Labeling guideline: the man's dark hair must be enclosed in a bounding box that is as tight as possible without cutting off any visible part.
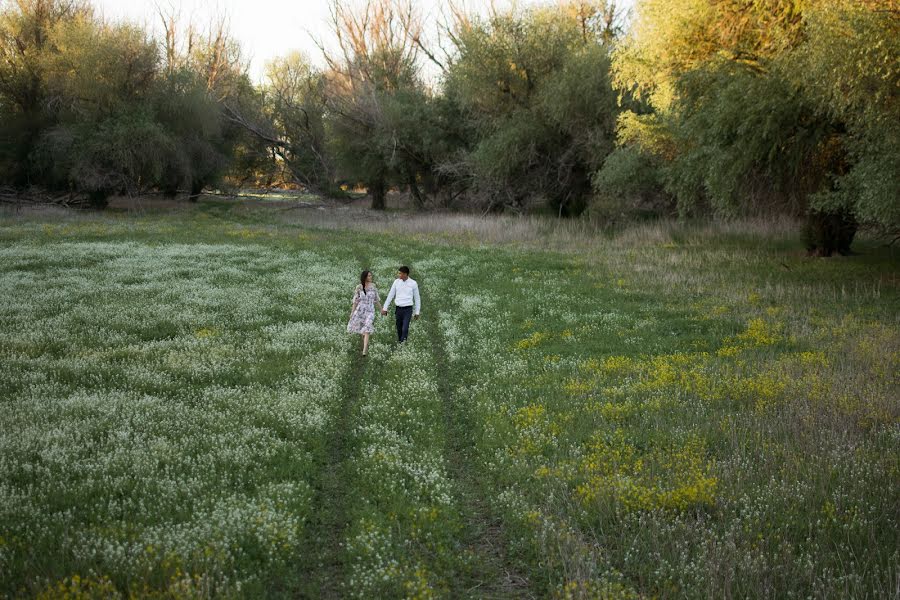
[399,266,410,274]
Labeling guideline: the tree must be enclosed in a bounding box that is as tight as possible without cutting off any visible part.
[173,13,259,198]
[0,0,91,185]
[443,1,622,215]
[0,2,259,204]
[666,60,833,217]
[321,0,436,210]
[611,0,895,253]
[260,52,335,192]
[788,0,900,245]
[152,67,232,200]
[29,15,166,205]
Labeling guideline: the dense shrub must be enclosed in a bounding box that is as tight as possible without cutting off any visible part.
[591,146,670,221]
[32,113,175,206]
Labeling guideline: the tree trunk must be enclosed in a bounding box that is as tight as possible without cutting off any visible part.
[369,178,386,210]
[189,180,204,202]
[407,171,425,209]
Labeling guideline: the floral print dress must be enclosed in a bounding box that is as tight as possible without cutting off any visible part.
[347,284,380,334]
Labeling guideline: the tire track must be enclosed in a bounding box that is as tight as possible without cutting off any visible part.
[302,250,371,598]
[421,274,535,599]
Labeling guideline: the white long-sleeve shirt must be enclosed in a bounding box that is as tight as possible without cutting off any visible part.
[383,277,421,315]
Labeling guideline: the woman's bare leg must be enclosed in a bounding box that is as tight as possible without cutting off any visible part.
[362,332,369,355]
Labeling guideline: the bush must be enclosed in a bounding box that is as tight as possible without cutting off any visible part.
[802,210,857,257]
[591,146,670,221]
[32,111,176,204]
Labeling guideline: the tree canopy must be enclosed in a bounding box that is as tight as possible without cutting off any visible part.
[0,0,260,204]
[605,0,899,252]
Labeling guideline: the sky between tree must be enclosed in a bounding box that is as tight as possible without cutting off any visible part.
[94,0,634,84]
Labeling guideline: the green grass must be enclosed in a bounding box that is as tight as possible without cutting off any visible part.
[0,203,897,598]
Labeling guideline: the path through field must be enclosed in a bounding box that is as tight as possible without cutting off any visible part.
[1,208,897,598]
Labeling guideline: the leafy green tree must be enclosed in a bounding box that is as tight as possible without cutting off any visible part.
[171,16,260,198]
[29,15,165,205]
[666,60,832,218]
[258,51,335,192]
[0,0,91,185]
[614,0,811,113]
[444,2,621,215]
[611,0,895,253]
[322,0,435,209]
[0,1,257,204]
[789,0,900,240]
[152,68,230,199]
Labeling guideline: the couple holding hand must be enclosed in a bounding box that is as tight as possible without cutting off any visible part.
[346,266,421,356]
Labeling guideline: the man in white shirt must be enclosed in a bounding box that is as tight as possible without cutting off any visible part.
[381,265,421,343]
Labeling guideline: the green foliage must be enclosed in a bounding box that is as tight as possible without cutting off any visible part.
[0,0,252,202]
[25,16,176,204]
[154,69,236,197]
[32,111,175,206]
[667,60,831,217]
[611,0,898,251]
[613,0,810,111]
[1,0,893,236]
[0,0,91,184]
[324,12,439,209]
[813,137,900,229]
[40,16,158,118]
[261,52,332,190]
[445,4,620,215]
[789,1,900,230]
[591,146,669,221]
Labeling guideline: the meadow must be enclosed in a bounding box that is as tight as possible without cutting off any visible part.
[0,201,897,599]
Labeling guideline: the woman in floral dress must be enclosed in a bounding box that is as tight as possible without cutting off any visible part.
[347,270,381,356]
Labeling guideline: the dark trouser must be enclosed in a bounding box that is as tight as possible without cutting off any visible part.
[395,305,413,342]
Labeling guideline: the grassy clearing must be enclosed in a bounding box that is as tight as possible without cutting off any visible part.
[0,201,897,598]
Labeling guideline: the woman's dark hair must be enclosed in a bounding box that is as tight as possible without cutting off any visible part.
[359,270,371,296]
[399,266,410,274]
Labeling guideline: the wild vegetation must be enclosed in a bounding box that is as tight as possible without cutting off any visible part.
[0,201,897,597]
[1,0,897,251]
[0,0,897,594]
[0,0,263,206]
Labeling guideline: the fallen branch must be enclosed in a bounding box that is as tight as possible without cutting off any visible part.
[0,188,90,208]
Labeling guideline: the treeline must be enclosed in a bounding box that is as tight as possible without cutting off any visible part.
[0,0,267,205]
[0,0,896,254]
